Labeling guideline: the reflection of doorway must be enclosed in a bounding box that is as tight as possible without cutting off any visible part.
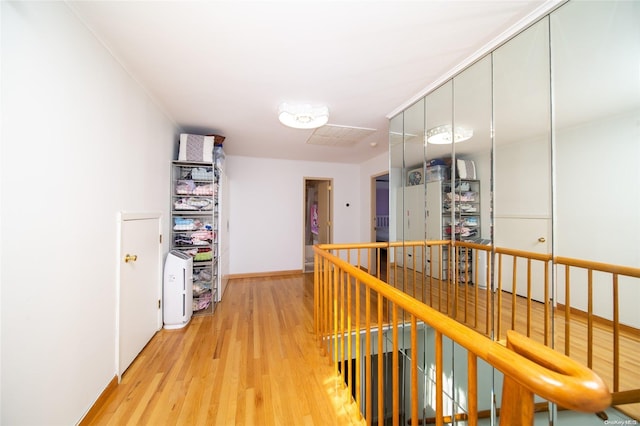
[303,178,333,272]
[371,173,389,275]
[371,173,389,242]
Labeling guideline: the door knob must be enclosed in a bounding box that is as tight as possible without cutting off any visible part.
[124,254,138,263]
[538,237,546,243]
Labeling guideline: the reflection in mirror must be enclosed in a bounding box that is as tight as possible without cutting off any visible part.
[401,99,426,288]
[425,81,453,171]
[448,54,494,418]
[551,3,640,419]
[384,2,639,423]
[424,81,453,282]
[551,1,640,328]
[452,55,492,280]
[398,99,425,355]
[493,17,551,303]
[388,113,404,268]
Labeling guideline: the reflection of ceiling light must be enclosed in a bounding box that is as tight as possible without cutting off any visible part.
[426,125,473,144]
[278,103,329,129]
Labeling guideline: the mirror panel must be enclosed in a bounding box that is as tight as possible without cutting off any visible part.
[551,1,640,328]
[402,99,426,284]
[493,17,552,304]
[387,1,639,421]
[425,81,453,167]
[450,54,494,415]
[389,112,404,254]
[424,81,453,282]
[452,54,493,274]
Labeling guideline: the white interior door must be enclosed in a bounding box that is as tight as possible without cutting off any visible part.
[405,184,425,272]
[316,180,332,244]
[118,213,162,377]
[494,136,551,302]
[494,217,550,301]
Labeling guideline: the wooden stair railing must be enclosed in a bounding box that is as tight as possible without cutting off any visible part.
[494,330,611,425]
[339,241,640,417]
[554,256,640,392]
[314,243,612,425]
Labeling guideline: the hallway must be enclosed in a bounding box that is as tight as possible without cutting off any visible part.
[82,270,638,424]
[82,274,364,425]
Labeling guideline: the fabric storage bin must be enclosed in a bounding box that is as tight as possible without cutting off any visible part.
[456,159,477,179]
[178,134,215,162]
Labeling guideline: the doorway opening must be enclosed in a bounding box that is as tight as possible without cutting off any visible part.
[303,178,333,273]
[371,173,389,276]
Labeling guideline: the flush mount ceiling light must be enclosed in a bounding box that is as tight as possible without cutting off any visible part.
[426,124,473,144]
[278,103,329,129]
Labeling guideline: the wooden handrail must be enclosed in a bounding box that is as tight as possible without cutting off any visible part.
[314,245,612,424]
[553,255,640,400]
[493,330,611,424]
[495,246,553,262]
[555,256,640,278]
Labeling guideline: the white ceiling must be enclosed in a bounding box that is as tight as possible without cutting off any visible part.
[68,0,553,164]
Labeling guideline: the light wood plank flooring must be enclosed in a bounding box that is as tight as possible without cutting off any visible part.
[82,274,365,426]
[83,270,639,424]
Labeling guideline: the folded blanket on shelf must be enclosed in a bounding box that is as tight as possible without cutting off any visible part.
[193,291,212,311]
[193,282,212,296]
[176,180,196,195]
[193,268,212,281]
[174,218,196,230]
[192,183,214,195]
[174,197,212,211]
[446,191,477,202]
[174,235,193,246]
[193,251,212,262]
[191,230,214,243]
[191,167,214,180]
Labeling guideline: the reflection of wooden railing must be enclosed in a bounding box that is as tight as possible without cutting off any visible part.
[554,257,640,394]
[314,243,611,425]
[494,247,552,342]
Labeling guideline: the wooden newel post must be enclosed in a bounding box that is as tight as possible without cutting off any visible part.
[499,332,536,425]
[499,374,535,426]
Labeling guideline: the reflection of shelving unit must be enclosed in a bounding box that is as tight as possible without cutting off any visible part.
[399,177,482,284]
[171,161,218,315]
[442,179,481,283]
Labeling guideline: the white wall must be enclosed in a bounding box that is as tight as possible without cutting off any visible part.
[226,155,362,274]
[356,152,389,270]
[555,110,640,327]
[359,151,389,241]
[1,3,176,425]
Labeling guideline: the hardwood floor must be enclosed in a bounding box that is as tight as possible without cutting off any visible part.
[82,274,365,426]
[83,270,639,424]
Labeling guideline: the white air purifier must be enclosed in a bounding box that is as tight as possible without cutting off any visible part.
[163,250,193,329]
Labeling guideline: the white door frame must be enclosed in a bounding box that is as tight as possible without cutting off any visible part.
[116,211,163,381]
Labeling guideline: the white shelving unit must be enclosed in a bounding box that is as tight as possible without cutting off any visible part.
[442,179,481,283]
[170,160,219,315]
